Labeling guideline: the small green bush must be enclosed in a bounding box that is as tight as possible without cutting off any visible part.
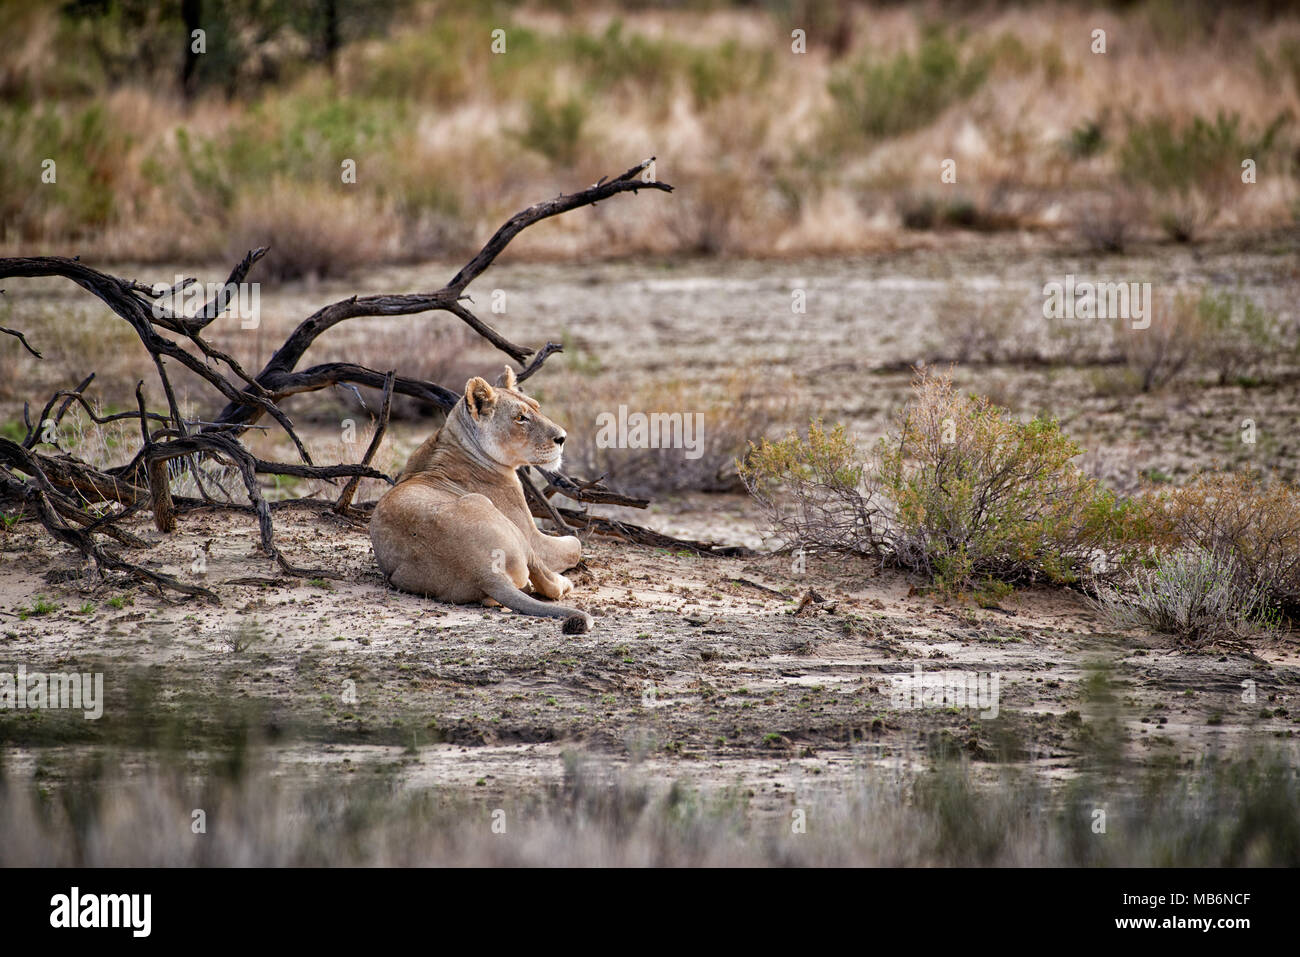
[516,96,586,166]
[828,28,988,144]
[740,371,1157,596]
[1119,111,1286,241]
[0,103,129,239]
[178,92,403,206]
[562,21,773,109]
[1194,289,1287,386]
[739,419,887,557]
[1114,287,1288,392]
[876,372,1155,593]
[1065,117,1107,159]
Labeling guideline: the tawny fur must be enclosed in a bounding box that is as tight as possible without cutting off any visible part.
[369,367,591,629]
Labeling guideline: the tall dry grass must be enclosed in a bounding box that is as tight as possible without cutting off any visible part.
[534,369,789,497]
[2,2,1298,266]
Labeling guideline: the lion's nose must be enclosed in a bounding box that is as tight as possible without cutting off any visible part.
[554,433,566,446]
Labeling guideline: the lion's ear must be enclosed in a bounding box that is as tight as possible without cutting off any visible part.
[495,365,518,391]
[464,377,497,418]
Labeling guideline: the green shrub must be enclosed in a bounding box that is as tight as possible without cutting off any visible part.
[515,96,586,166]
[828,28,988,144]
[0,103,129,239]
[1194,289,1287,385]
[38,0,400,99]
[196,91,402,189]
[348,16,477,104]
[739,419,888,557]
[876,372,1155,593]
[1119,111,1286,241]
[686,40,775,108]
[568,20,679,95]
[740,371,1157,596]
[1113,287,1288,392]
[561,21,774,111]
[1065,117,1107,159]
[1278,37,1300,94]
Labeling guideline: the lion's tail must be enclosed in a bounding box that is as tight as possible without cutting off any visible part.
[483,578,592,633]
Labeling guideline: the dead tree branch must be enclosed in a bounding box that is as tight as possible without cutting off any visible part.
[1,326,42,358]
[0,160,683,595]
[334,370,395,515]
[210,158,670,429]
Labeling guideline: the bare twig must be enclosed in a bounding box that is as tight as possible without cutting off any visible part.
[0,326,42,358]
[516,341,564,384]
[334,370,396,514]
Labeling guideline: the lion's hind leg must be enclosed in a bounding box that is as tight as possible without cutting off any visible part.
[533,532,582,574]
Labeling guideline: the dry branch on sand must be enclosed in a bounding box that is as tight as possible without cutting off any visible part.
[0,160,739,600]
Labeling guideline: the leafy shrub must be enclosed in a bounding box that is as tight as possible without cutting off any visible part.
[686,40,775,109]
[561,21,773,111]
[348,15,476,104]
[28,0,400,99]
[876,372,1155,593]
[0,103,128,239]
[1113,288,1288,392]
[1278,37,1300,94]
[1096,547,1277,644]
[515,96,586,166]
[1065,117,1107,160]
[741,371,1157,595]
[740,420,888,557]
[828,28,988,144]
[178,93,402,210]
[568,20,680,96]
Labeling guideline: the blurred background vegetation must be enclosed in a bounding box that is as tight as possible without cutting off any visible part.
[1,0,1298,274]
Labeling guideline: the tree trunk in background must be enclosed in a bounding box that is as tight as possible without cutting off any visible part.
[322,0,339,76]
[181,0,202,99]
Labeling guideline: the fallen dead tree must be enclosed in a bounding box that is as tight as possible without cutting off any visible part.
[0,159,749,600]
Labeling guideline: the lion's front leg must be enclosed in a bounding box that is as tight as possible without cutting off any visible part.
[528,557,573,600]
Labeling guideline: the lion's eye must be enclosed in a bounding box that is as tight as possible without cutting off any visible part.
[516,414,529,424]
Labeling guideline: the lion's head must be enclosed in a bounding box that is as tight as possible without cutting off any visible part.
[457,366,567,470]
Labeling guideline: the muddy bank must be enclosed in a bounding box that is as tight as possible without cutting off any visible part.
[3,503,1296,799]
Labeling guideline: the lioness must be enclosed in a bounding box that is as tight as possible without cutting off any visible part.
[369,366,592,631]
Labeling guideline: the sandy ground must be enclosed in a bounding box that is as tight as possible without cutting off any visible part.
[2,496,1297,801]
